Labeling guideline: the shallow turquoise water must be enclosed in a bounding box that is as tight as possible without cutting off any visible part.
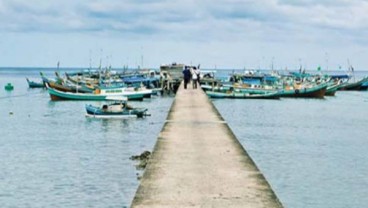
[1,68,368,207]
[0,69,174,207]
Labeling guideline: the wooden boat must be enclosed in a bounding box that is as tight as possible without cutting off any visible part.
[122,75,162,95]
[66,71,155,97]
[201,83,277,95]
[41,72,94,93]
[337,77,368,91]
[45,79,93,93]
[65,72,100,85]
[206,90,280,99]
[46,83,145,101]
[204,73,329,99]
[26,78,44,88]
[85,98,148,118]
[278,82,328,98]
[98,86,153,99]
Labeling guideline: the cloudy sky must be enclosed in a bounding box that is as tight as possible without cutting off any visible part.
[0,0,368,70]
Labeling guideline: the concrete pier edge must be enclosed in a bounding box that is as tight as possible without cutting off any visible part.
[131,82,283,207]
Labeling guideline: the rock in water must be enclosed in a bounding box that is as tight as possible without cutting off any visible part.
[130,151,151,170]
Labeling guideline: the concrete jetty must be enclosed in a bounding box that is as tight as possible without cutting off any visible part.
[131,83,283,208]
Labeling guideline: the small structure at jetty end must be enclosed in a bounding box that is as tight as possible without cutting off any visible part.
[160,62,185,94]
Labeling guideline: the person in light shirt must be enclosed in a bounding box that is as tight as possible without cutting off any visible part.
[191,67,198,89]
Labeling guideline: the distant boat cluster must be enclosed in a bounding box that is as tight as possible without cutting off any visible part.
[23,63,368,118]
[26,63,189,100]
[40,70,163,101]
[201,70,368,99]
[26,68,167,118]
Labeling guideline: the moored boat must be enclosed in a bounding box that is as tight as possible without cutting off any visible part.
[46,83,145,101]
[98,86,153,99]
[48,80,94,93]
[337,76,368,91]
[26,78,45,88]
[206,90,280,99]
[278,82,328,98]
[41,72,94,93]
[85,98,148,118]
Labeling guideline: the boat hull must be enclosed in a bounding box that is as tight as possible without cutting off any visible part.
[26,78,44,88]
[85,114,138,118]
[85,104,148,118]
[325,90,336,96]
[47,85,144,101]
[325,84,341,96]
[338,77,368,91]
[278,83,327,98]
[206,91,280,99]
[338,83,368,91]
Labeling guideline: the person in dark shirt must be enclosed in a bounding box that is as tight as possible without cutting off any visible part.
[182,66,191,89]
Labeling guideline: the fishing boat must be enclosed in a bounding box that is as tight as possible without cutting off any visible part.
[85,97,148,118]
[278,82,328,98]
[202,82,278,95]
[41,72,94,93]
[49,80,94,93]
[26,78,44,88]
[65,72,100,85]
[337,76,368,91]
[46,83,145,101]
[98,85,153,99]
[122,75,162,95]
[206,90,280,99]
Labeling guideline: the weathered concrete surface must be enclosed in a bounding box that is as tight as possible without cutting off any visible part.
[131,83,283,208]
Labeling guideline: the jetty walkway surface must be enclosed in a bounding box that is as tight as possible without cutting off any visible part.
[131,83,283,208]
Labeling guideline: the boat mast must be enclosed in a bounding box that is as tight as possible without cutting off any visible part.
[89,49,92,74]
[99,49,103,86]
[271,56,274,71]
[141,46,144,69]
[325,52,329,71]
[347,59,355,82]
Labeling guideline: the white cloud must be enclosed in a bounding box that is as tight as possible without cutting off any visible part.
[1,0,368,69]
[1,0,367,39]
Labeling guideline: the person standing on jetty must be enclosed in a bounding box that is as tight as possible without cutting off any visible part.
[191,67,199,89]
[183,66,191,89]
[196,65,201,84]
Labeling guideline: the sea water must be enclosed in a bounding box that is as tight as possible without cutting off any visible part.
[1,68,368,207]
[213,88,368,208]
[0,68,174,207]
